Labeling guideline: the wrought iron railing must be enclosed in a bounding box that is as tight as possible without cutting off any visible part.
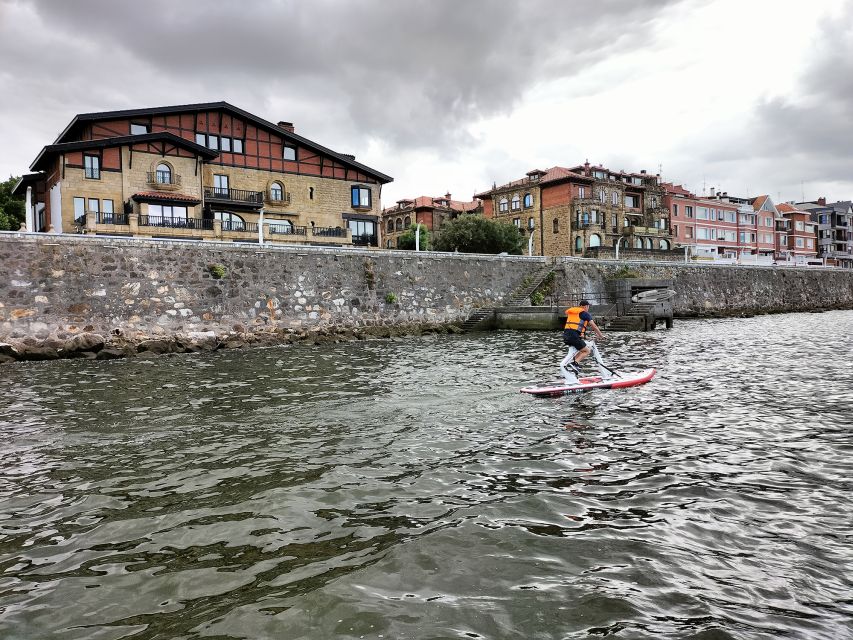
[351,233,377,247]
[575,218,602,228]
[265,191,292,204]
[269,224,307,236]
[98,212,129,225]
[312,226,346,237]
[146,171,181,186]
[222,220,259,233]
[139,215,213,230]
[204,187,264,205]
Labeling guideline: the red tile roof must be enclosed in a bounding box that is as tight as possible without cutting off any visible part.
[384,195,480,214]
[751,195,769,211]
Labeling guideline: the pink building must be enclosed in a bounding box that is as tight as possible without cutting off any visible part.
[664,184,740,259]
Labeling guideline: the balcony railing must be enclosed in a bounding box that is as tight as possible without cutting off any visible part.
[265,191,292,204]
[140,215,213,230]
[312,226,347,237]
[269,223,307,236]
[575,218,602,228]
[146,171,182,186]
[98,212,129,225]
[204,187,264,205]
[352,233,378,247]
[222,220,259,233]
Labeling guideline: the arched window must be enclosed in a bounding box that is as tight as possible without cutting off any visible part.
[215,211,245,232]
[575,236,584,252]
[387,219,394,232]
[589,233,601,248]
[645,238,653,249]
[395,218,403,231]
[660,239,670,250]
[553,218,559,233]
[523,193,532,208]
[155,163,171,184]
[623,217,631,227]
[499,197,509,212]
[404,216,411,227]
[511,195,521,210]
[634,237,643,249]
[270,182,283,201]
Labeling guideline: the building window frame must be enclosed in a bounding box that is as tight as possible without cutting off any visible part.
[523,193,533,208]
[84,154,100,180]
[351,185,372,209]
[283,145,297,161]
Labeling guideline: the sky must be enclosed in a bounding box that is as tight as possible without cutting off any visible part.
[1,0,852,206]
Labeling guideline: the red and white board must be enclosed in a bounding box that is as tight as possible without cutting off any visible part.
[520,368,656,397]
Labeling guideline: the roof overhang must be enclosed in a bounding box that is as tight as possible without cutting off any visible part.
[131,191,202,205]
[31,132,218,171]
[11,173,45,196]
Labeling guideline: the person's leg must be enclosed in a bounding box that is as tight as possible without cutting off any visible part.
[574,345,591,364]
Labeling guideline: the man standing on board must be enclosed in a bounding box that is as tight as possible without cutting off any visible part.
[560,299,606,382]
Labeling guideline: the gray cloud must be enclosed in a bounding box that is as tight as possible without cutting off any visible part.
[6,0,688,154]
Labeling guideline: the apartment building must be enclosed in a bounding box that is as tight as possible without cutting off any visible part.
[664,184,740,258]
[381,193,481,248]
[12,102,392,247]
[476,162,673,257]
[796,198,853,268]
[776,203,818,262]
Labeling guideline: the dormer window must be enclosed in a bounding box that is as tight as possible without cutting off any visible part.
[130,123,150,135]
[283,145,297,161]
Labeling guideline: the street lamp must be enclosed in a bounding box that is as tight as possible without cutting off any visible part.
[615,235,627,260]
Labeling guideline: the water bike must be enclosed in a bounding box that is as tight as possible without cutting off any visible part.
[520,338,656,397]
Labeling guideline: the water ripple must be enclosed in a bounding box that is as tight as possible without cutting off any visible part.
[1,311,852,639]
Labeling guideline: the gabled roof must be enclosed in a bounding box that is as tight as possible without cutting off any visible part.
[661,182,694,197]
[53,101,392,183]
[30,132,218,171]
[385,195,480,214]
[11,173,44,196]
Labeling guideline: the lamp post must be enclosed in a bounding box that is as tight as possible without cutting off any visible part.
[415,222,421,252]
[527,217,535,256]
[615,235,626,260]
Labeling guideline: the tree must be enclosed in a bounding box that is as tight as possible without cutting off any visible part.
[396,223,431,250]
[432,215,525,255]
[0,176,25,231]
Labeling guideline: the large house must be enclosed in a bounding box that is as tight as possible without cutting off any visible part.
[776,203,818,262]
[12,102,392,247]
[796,198,853,268]
[663,184,741,259]
[381,193,481,248]
[476,162,673,257]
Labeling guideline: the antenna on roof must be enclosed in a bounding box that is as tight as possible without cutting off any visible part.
[801,181,804,202]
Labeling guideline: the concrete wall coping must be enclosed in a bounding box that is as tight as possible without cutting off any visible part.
[0,231,547,264]
[559,255,850,273]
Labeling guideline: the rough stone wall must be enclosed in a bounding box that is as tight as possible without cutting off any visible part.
[0,234,538,343]
[553,259,853,316]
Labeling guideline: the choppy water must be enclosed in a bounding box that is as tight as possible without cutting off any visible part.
[1,311,852,640]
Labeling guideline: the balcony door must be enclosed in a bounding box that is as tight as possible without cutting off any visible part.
[214,174,229,198]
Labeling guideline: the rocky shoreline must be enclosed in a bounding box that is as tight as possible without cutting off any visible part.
[0,323,465,365]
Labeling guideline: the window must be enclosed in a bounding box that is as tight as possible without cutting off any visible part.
[645,238,653,249]
[593,170,605,179]
[351,186,371,208]
[348,219,377,245]
[149,204,188,219]
[387,219,393,232]
[88,198,100,215]
[511,195,520,210]
[685,227,694,238]
[599,189,606,202]
[612,191,619,205]
[634,237,643,249]
[73,197,85,223]
[625,194,639,208]
[764,216,773,227]
[523,193,532,208]
[221,136,231,152]
[513,218,520,227]
[589,233,601,247]
[651,197,658,208]
[685,205,694,218]
[102,199,114,223]
[672,225,678,237]
[499,198,508,212]
[84,155,100,179]
[611,214,617,228]
[283,146,297,161]
[195,133,243,153]
[208,135,219,150]
[553,218,559,233]
[575,236,583,251]
[395,218,403,231]
[795,221,804,231]
[270,182,283,201]
[309,187,314,200]
[807,239,814,249]
[103,199,114,214]
[155,163,171,184]
[673,204,679,217]
[232,139,243,154]
[195,133,207,146]
[578,186,586,198]
[214,174,229,196]
[215,211,245,231]
[697,207,710,220]
[796,237,804,248]
[404,216,411,227]
[660,239,670,250]
[130,123,150,135]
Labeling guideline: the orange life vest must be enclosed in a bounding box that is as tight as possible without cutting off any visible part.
[564,306,588,335]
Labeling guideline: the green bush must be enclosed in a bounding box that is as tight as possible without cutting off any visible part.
[385,292,397,304]
[208,263,227,279]
[432,216,524,254]
[397,224,431,250]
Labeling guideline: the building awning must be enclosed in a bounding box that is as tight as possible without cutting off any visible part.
[132,191,201,205]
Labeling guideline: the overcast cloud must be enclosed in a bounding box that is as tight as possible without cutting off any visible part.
[1,0,851,204]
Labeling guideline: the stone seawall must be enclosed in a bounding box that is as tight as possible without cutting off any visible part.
[553,258,853,317]
[2,234,853,363]
[0,234,541,361]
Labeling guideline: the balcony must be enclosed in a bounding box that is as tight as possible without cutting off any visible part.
[269,223,307,236]
[312,226,347,238]
[146,171,182,191]
[352,233,378,247]
[222,220,259,234]
[140,215,214,230]
[575,217,602,228]
[204,187,264,208]
[264,191,292,205]
[98,211,129,225]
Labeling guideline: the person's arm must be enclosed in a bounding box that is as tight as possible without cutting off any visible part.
[589,319,605,340]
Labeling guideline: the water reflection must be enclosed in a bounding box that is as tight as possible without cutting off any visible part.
[1,311,852,639]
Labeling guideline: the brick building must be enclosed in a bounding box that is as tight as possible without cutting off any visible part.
[776,203,818,262]
[796,198,853,268]
[12,102,392,247]
[664,184,741,259]
[381,194,481,248]
[476,162,673,257]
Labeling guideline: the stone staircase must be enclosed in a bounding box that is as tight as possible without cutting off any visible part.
[605,302,660,332]
[461,265,555,332]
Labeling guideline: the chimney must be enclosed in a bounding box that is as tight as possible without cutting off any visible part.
[709,187,715,197]
[445,192,452,201]
[818,196,826,206]
[278,121,295,133]
[640,169,646,175]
